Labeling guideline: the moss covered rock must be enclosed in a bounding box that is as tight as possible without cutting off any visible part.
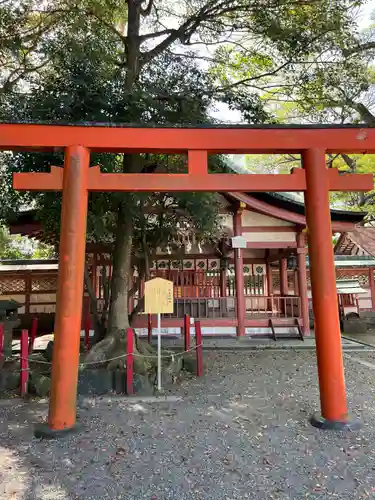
[30,372,51,397]
[0,359,21,392]
[182,353,197,373]
[29,353,51,376]
[133,373,154,396]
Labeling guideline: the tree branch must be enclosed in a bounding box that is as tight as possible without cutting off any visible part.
[211,60,292,94]
[0,60,49,94]
[343,41,375,57]
[140,1,240,65]
[139,29,176,41]
[358,191,375,207]
[85,10,126,42]
[140,20,195,65]
[340,153,356,172]
[140,0,154,17]
[340,95,375,125]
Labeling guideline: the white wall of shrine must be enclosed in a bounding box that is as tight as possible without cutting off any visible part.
[150,207,298,267]
[242,211,294,227]
[243,232,296,243]
[242,210,297,244]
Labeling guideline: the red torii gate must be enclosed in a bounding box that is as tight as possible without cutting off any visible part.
[2,123,374,436]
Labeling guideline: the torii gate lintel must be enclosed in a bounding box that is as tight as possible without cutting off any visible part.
[13,157,373,193]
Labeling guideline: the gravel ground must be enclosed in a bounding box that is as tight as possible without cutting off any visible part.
[1,350,375,499]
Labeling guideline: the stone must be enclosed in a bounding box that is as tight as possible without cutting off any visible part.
[342,319,367,334]
[0,371,20,392]
[29,353,51,376]
[3,319,20,358]
[182,352,206,374]
[7,372,21,391]
[77,369,113,396]
[0,359,21,392]
[133,355,153,376]
[44,341,54,362]
[182,353,197,373]
[160,354,183,385]
[133,373,154,396]
[159,368,173,386]
[32,373,51,397]
[112,369,126,394]
[107,358,126,372]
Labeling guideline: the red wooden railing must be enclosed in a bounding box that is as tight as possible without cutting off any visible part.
[151,269,221,298]
[245,296,301,319]
[4,266,374,330]
[310,294,374,315]
[155,296,300,320]
[163,297,236,319]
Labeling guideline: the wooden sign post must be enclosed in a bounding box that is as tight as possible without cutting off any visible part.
[144,278,174,391]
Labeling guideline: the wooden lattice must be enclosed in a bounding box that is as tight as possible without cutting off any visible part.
[335,271,369,286]
[287,272,295,289]
[244,275,265,295]
[32,276,58,292]
[0,277,26,294]
[272,274,280,289]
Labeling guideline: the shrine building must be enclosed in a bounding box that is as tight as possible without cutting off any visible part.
[3,191,374,339]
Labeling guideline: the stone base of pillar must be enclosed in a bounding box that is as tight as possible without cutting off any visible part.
[34,422,81,439]
[309,414,361,431]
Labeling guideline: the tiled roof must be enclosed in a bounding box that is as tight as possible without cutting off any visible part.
[250,193,366,223]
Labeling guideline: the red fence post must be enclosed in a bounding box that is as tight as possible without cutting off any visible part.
[126,328,134,395]
[28,317,38,355]
[148,314,152,344]
[184,314,190,352]
[20,329,29,397]
[0,323,4,361]
[369,267,375,311]
[84,311,91,352]
[195,320,203,377]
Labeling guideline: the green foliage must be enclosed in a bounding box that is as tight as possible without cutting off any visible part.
[328,154,375,222]
[0,18,227,259]
[0,226,54,259]
[0,227,33,259]
[207,0,367,122]
[243,154,296,174]
[244,150,375,224]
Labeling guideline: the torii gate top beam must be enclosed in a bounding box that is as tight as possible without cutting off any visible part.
[1,122,375,153]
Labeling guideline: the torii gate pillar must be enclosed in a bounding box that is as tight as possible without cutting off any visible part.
[35,145,89,438]
[303,149,359,430]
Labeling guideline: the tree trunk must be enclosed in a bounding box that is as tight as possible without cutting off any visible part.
[107,203,133,337]
[84,204,135,362]
[84,0,147,363]
[84,263,106,344]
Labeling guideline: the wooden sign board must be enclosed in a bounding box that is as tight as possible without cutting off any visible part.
[231,235,247,249]
[144,278,174,314]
